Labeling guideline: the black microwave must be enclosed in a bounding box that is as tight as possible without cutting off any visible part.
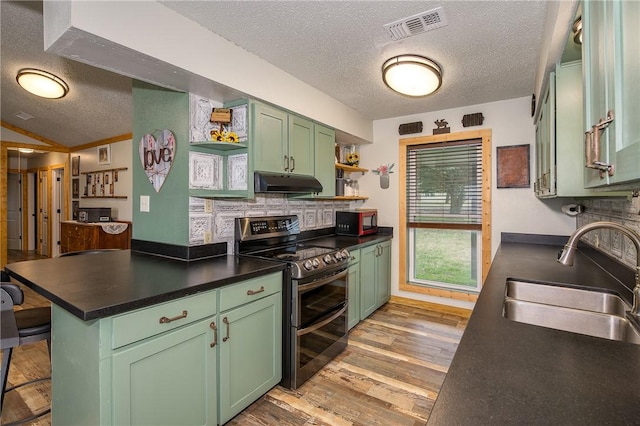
[335,210,378,236]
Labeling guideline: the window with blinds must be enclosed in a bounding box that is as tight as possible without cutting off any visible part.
[406,139,482,229]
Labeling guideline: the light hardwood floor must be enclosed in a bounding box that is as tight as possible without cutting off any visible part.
[1,264,470,426]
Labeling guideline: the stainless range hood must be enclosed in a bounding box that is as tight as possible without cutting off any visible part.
[254,171,323,193]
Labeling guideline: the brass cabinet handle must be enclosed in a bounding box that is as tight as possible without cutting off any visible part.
[209,321,218,348]
[290,156,295,172]
[247,286,265,296]
[223,317,230,342]
[159,310,188,324]
[284,155,289,171]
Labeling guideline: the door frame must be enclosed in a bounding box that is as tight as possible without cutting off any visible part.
[37,163,67,257]
[6,169,29,251]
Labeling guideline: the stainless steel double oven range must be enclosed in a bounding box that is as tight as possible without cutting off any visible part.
[235,215,349,389]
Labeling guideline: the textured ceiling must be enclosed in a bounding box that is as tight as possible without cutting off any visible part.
[162,1,547,121]
[1,1,554,149]
[0,1,132,148]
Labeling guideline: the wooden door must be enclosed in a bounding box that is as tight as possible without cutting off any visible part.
[38,169,49,256]
[7,173,22,250]
[51,168,64,257]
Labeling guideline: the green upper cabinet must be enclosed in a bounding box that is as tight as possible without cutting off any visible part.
[583,0,640,188]
[252,102,288,174]
[288,114,314,175]
[252,102,314,176]
[313,123,336,197]
[534,74,554,197]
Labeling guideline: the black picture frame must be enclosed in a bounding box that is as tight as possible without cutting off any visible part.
[72,178,80,198]
[72,201,79,220]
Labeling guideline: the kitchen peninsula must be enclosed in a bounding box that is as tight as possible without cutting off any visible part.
[5,250,286,425]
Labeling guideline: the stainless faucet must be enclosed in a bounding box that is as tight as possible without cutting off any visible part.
[557,221,640,317]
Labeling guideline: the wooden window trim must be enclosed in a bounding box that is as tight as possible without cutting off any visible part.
[398,129,492,300]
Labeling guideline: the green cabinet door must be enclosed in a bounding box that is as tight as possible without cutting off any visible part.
[347,260,360,330]
[288,114,314,175]
[583,0,640,187]
[112,317,218,426]
[252,102,288,173]
[218,292,282,424]
[314,123,336,197]
[608,0,640,186]
[375,241,392,309]
[359,244,377,320]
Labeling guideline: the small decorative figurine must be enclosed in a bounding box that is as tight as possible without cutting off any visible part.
[433,118,450,135]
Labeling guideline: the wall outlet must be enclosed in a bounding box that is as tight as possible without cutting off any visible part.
[140,195,150,212]
[204,199,213,213]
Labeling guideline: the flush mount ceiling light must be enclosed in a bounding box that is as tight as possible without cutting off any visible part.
[572,17,582,45]
[16,68,69,99]
[18,148,35,154]
[382,55,442,97]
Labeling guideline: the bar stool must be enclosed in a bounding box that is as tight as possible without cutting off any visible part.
[1,278,51,424]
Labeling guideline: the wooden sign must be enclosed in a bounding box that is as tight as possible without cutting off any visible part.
[210,108,231,123]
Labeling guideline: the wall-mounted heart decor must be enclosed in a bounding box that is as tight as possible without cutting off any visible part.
[139,129,176,192]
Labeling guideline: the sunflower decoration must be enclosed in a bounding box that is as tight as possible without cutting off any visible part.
[210,129,224,141]
[346,152,360,166]
[210,130,240,143]
[225,131,239,143]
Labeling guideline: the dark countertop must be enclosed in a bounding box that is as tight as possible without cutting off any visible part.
[427,241,640,425]
[302,231,393,250]
[5,250,286,321]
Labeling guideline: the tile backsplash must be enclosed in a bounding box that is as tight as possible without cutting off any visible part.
[578,195,640,268]
[189,195,351,253]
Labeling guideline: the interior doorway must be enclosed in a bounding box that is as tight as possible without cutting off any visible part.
[38,169,49,256]
[7,172,22,250]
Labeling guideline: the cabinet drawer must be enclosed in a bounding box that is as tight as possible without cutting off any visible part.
[111,290,217,349]
[219,273,282,312]
[349,248,360,264]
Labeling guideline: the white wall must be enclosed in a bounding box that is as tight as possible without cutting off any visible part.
[358,96,576,308]
[75,139,133,221]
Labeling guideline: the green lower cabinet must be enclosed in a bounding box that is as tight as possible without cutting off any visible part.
[112,317,218,426]
[347,256,360,330]
[359,241,392,321]
[218,292,282,424]
[375,241,392,309]
[49,272,282,426]
[359,245,378,320]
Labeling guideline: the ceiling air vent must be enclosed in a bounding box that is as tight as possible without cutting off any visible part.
[383,7,448,41]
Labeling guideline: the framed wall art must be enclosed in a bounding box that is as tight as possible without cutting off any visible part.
[72,178,80,198]
[497,144,530,188]
[72,156,80,176]
[98,144,111,165]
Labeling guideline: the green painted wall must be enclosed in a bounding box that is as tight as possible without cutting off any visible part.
[132,81,189,246]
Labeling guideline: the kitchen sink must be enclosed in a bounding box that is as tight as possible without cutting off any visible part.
[505,279,628,316]
[503,279,640,345]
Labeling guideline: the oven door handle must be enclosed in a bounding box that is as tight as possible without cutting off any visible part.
[297,268,348,294]
[296,303,348,337]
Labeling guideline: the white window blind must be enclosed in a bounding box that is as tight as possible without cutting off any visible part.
[406,139,482,229]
